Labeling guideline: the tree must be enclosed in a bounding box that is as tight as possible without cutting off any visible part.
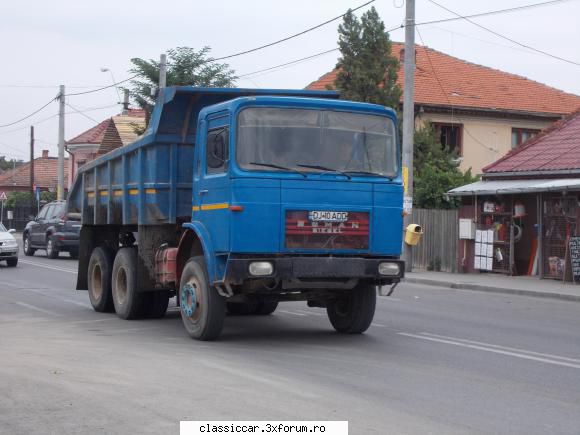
[413,125,478,209]
[128,47,237,120]
[335,7,401,109]
[0,156,23,172]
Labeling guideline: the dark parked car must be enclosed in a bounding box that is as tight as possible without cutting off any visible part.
[23,200,81,259]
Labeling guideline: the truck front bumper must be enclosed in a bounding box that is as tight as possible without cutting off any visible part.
[226,256,404,285]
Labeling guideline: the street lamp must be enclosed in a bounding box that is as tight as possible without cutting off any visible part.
[100,67,121,104]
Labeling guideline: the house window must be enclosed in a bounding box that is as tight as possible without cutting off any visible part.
[432,123,463,155]
[511,128,540,149]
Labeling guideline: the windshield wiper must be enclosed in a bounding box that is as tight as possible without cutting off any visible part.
[248,162,307,178]
[343,170,393,180]
[296,164,351,180]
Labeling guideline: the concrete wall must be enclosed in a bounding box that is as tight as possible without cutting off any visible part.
[416,113,554,175]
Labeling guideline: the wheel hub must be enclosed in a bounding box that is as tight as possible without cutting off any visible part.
[181,282,198,317]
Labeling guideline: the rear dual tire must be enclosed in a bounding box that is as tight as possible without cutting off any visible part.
[88,247,115,312]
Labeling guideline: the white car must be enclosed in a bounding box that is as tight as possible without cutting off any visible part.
[0,223,18,267]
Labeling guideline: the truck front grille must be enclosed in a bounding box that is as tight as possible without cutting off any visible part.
[285,210,369,250]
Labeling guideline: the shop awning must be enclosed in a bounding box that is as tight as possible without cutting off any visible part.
[448,178,580,196]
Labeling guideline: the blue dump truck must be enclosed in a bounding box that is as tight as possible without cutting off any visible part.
[67,86,404,340]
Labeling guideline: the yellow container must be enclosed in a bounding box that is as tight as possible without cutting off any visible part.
[405,224,423,246]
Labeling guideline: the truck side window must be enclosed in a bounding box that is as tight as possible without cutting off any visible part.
[206,127,228,175]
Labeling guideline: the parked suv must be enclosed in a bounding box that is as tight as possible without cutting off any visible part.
[23,200,80,259]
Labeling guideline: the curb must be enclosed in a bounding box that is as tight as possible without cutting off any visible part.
[404,277,580,302]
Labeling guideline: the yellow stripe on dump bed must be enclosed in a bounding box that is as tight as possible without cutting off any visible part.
[99,191,108,196]
[128,189,139,195]
[145,188,157,194]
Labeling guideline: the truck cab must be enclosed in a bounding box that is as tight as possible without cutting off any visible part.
[69,87,404,341]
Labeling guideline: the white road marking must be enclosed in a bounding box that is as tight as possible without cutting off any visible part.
[421,332,580,364]
[278,310,307,317]
[14,301,60,317]
[398,332,580,370]
[295,309,325,316]
[372,323,387,328]
[64,299,92,309]
[18,259,76,274]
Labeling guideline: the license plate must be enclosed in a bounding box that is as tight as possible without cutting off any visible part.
[308,211,349,222]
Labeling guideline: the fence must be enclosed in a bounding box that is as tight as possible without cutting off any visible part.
[411,208,459,273]
[0,205,37,231]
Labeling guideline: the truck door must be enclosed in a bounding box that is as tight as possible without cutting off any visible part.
[195,116,231,253]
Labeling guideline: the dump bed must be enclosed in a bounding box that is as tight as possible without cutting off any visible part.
[67,86,339,226]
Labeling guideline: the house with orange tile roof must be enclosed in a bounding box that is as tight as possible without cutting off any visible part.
[0,149,68,194]
[66,109,146,188]
[307,42,580,175]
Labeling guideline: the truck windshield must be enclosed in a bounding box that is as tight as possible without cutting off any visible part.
[237,107,397,178]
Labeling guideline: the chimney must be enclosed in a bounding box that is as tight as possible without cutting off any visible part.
[42,150,49,158]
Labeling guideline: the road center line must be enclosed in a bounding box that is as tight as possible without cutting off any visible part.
[18,260,77,274]
[278,310,307,317]
[14,301,60,317]
[398,332,580,370]
[420,332,580,364]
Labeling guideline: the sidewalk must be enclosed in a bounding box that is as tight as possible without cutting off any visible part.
[404,270,580,302]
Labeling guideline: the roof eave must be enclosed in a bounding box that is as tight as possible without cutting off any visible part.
[419,104,567,120]
[484,169,580,178]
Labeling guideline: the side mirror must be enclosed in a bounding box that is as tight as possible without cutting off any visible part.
[8,229,16,234]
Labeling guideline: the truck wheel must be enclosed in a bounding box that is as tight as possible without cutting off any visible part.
[179,256,225,341]
[254,300,278,315]
[144,291,170,319]
[6,258,18,267]
[112,247,146,320]
[326,284,376,334]
[87,247,115,313]
[23,234,36,256]
[226,302,257,315]
[46,236,59,259]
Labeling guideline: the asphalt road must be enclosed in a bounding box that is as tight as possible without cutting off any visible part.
[1,250,580,435]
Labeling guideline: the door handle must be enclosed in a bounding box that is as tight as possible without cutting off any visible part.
[199,190,209,196]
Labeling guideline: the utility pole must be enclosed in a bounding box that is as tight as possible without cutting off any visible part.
[57,85,65,200]
[29,126,34,209]
[402,0,416,272]
[122,89,130,115]
[159,54,167,90]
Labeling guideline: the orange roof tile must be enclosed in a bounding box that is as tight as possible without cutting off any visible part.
[483,109,580,173]
[307,43,580,116]
[66,119,111,145]
[0,153,69,188]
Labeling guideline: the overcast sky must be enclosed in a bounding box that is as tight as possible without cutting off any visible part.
[1,0,579,161]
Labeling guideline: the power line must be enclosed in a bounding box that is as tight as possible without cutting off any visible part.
[65,102,99,123]
[238,48,339,78]
[415,26,499,154]
[425,0,580,67]
[238,23,404,79]
[65,75,139,97]
[416,0,573,27]
[0,97,57,128]
[210,0,376,62]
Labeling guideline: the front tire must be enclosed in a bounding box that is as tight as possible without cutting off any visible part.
[23,234,35,256]
[111,247,146,320]
[87,247,115,313]
[179,256,225,341]
[6,258,18,267]
[46,236,59,259]
[326,284,376,334]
